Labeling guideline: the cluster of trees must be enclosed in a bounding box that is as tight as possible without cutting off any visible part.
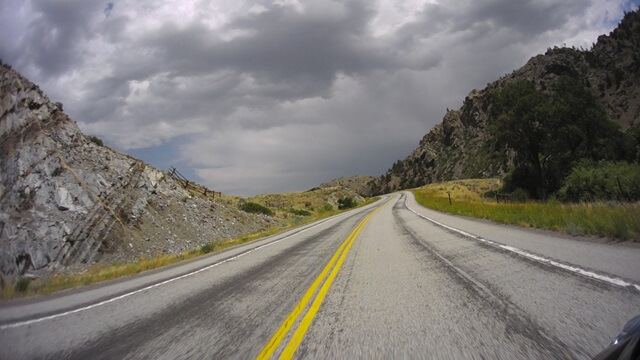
[490,76,640,201]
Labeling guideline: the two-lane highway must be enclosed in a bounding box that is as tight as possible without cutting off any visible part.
[1,193,639,359]
[0,198,387,359]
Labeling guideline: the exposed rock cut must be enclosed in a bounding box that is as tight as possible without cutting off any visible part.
[0,64,276,278]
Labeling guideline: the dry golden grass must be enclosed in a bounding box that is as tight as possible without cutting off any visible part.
[412,179,640,241]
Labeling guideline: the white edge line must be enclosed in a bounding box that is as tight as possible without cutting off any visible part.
[403,194,640,293]
[0,200,385,330]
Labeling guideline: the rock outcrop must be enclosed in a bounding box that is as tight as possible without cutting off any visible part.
[373,10,640,194]
[0,63,275,278]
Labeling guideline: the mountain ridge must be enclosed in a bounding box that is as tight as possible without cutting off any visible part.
[371,9,640,194]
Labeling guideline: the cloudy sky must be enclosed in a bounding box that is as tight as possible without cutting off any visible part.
[1,0,638,195]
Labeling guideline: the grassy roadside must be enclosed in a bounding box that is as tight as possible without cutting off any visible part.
[411,179,640,241]
[1,197,380,300]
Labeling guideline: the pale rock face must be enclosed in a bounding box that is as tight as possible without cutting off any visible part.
[55,186,76,212]
[0,64,274,278]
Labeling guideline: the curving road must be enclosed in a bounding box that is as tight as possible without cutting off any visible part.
[1,193,639,359]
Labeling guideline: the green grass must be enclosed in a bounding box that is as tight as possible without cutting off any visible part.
[0,196,381,299]
[412,179,640,241]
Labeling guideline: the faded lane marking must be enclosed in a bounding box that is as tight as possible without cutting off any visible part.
[257,198,393,360]
[404,194,640,292]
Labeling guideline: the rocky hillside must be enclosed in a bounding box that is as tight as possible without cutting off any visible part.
[318,176,376,197]
[373,9,640,194]
[0,64,277,279]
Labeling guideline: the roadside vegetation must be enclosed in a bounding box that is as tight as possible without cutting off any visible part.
[405,77,638,241]
[1,195,380,299]
[337,196,358,209]
[412,179,640,241]
[87,134,104,147]
[240,202,275,216]
[490,76,640,201]
[288,208,311,216]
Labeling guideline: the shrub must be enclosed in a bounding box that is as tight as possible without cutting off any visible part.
[88,135,104,147]
[240,202,274,216]
[288,208,311,216]
[559,160,640,202]
[337,197,357,210]
[200,243,214,254]
[320,203,333,213]
[14,277,30,292]
[511,188,529,202]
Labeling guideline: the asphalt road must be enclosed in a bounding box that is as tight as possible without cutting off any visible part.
[1,193,639,359]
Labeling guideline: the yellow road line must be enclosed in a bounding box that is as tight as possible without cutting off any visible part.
[255,222,359,360]
[256,199,391,360]
[278,213,371,359]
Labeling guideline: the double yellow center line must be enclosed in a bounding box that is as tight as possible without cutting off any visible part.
[256,199,390,360]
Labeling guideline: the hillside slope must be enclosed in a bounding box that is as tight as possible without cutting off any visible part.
[318,176,376,197]
[373,10,640,194]
[0,64,276,279]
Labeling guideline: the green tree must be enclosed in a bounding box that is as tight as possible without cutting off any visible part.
[490,77,623,198]
[490,80,552,198]
[543,76,620,193]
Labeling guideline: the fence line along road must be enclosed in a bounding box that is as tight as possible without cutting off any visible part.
[168,166,221,199]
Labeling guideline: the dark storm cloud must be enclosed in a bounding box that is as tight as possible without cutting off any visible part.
[396,0,586,53]
[1,0,633,195]
[468,0,585,35]
[21,1,100,75]
[135,1,413,101]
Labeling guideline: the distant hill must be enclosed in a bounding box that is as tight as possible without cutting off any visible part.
[371,9,640,195]
[318,176,376,197]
